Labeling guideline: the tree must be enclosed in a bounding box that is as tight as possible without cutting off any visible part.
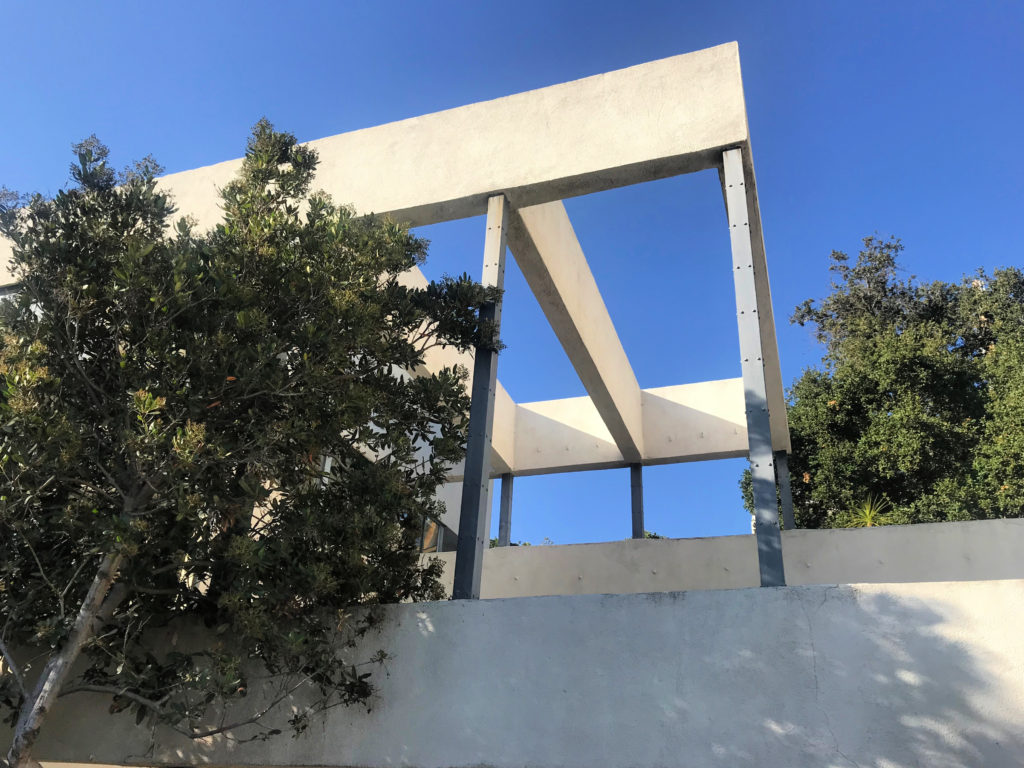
[743,236,1024,528]
[0,121,496,766]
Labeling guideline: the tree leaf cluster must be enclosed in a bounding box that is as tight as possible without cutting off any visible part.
[0,120,494,747]
[744,236,1024,528]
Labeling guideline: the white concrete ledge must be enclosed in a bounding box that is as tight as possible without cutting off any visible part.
[430,518,1024,598]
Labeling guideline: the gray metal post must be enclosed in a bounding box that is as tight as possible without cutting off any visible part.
[723,148,786,587]
[453,195,508,599]
[630,464,644,539]
[498,473,513,547]
[775,449,796,530]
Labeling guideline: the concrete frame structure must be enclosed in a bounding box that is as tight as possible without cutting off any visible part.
[0,42,793,589]
[9,45,1024,768]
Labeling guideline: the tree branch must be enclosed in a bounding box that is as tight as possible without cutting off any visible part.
[59,684,169,713]
[60,555,96,606]
[16,528,65,618]
[178,675,311,740]
[0,635,28,699]
[7,552,125,768]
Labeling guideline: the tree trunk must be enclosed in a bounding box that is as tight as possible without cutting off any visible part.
[6,552,125,768]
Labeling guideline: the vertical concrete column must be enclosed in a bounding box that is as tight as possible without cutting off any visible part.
[630,464,644,539]
[775,450,796,530]
[498,473,514,547]
[722,148,785,587]
[453,195,509,600]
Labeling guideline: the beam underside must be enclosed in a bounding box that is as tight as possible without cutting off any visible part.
[776,450,796,530]
[630,464,644,539]
[733,151,790,453]
[498,474,513,547]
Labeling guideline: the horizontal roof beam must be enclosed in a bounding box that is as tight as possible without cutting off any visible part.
[154,43,745,232]
[447,378,748,481]
[2,41,748,286]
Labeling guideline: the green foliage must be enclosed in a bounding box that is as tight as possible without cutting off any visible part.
[0,121,495,740]
[743,236,1024,528]
[839,495,892,528]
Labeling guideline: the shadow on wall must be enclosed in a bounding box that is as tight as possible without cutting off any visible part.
[699,585,1024,767]
[24,582,1024,768]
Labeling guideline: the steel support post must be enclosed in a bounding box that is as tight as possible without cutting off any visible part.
[775,450,796,530]
[630,464,644,539]
[453,195,508,599]
[498,473,513,547]
[723,148,786,587]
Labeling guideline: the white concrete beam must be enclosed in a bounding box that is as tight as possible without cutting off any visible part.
[508,201,644,462]
[514,395,624,476]
[163,43,746,230]
[512,379,747,477]
[0,41,749,284]
[640,379,748,464]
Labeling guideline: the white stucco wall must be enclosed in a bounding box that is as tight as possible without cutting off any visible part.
[428,518,1024,598]
[30,579,1024,767]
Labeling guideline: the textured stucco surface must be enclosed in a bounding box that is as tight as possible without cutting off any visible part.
[29,578,1024,767]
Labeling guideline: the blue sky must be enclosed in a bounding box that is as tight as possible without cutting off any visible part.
[3,1,1022,545]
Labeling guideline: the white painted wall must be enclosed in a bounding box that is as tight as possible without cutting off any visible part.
[429,518,1024,598]
[30,579,1024,767]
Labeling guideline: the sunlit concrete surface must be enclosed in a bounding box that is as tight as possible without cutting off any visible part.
[27,577,1024,768]
[508,202,643,462]
[0,41,747,280]
[428,517,1024,598]
[444,377,749,483]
